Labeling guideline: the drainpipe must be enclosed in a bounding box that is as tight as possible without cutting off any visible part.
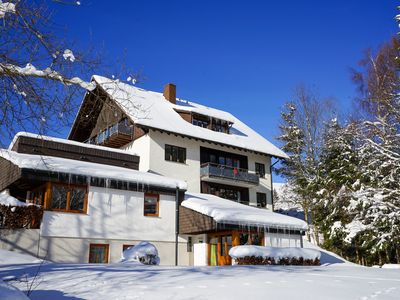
[270,158,280,211]
[175,187,179,266]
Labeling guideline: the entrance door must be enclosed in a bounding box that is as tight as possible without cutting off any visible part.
[208,233,232,266]
[218,235,232,266]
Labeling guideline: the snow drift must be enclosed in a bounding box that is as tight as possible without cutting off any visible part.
[121,242,160,265]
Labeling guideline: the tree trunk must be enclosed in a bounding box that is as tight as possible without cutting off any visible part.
[303,205,311,242]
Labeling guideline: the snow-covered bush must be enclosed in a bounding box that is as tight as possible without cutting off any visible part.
[121,242,160,265]
[229,246,320,266]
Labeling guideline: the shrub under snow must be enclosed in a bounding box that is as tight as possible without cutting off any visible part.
[229,246,321,266]
[121,242,160,265]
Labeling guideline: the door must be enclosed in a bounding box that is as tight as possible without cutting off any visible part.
[208,234,233,266]
[218,235,232,266]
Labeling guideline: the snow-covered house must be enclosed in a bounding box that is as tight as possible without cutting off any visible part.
[0,134,187,265]
[66,76,307,265]
[0,77,307,266]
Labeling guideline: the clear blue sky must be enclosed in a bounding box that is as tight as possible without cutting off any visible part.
[52,0,396,169]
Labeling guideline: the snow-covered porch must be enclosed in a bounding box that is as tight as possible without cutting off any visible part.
[179,193,308,266]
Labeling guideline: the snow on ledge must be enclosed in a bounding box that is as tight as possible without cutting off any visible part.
[0,192,29,207]
[0,149,187,191]
[229,245,321,261]
[182,193,308,231]
[9,132,139,156]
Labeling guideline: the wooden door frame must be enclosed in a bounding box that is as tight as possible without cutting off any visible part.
[207,230,265,266]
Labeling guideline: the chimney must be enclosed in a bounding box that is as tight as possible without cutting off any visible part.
[163,83,176,104]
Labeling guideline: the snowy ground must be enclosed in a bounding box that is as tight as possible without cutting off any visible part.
[0,250,399,300]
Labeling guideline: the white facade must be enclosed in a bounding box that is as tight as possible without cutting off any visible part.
[123,130,274,209]
[36,186,190,265]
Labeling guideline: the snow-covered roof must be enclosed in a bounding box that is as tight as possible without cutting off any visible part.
[182,192,308,231]
[0,149,187,191]
[8,132,138,156]
[92,76,288,159]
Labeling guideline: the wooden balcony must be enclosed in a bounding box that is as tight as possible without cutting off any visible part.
[86,120,133,148]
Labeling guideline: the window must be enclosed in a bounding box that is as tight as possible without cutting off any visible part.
[144,193,159,217]
[257,192,267,208]
[122,244,134,252]
[239,233,263,246]
[50,184,87,213]
[187,237,192,252]
[165,144,186,163]
[89,244,109,263]
[255,163,266,177]
[192,118,209,128]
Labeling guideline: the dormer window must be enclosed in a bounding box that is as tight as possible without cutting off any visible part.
[211,118,229,133]
[175,109,232,134]
[192,116,209,128]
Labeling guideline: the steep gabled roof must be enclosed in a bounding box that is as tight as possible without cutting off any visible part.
[88,76,288,159]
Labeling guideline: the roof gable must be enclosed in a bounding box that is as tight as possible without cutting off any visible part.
[87,76,288,158]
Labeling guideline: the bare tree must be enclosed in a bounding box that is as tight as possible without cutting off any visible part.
[0,0,102,145]
[277,85,335,241]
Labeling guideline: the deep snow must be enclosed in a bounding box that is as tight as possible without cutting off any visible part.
[0,250,399,299]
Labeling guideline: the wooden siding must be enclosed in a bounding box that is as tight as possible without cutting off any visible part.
[12,135,139,170]
[89,98,127,139]
[179,206,217,234]
[0,158,21,191]
[69,88,107,142]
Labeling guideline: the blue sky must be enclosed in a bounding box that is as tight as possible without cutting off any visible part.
[51,0,396,172]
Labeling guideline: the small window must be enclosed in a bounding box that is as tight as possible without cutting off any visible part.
[187,237,192,252]
[144,193,159,217]
[257,192,267,208]
[122,244,134,252]
[89,244,109,263]
[165,144,186,163]
[255,163,266,177]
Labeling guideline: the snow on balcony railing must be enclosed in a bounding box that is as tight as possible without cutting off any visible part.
[200,162,259,185]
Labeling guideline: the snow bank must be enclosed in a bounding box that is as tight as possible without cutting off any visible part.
[0,149,187,191]
[229,245,320,261]
[92,75,288,159]
[0,192,29,207]
[0,249,45,265]
[121,242,160,265]
[381,264,400,269]
[182,193,308,230]
[0,280,29,300]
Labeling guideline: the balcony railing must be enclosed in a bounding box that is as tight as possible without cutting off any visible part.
[200,162,259,185]
[85,119,133,148]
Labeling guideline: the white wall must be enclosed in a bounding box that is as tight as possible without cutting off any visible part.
[193,243,208,266]
[264,233,303,248]
[41,186,182,242]
[146,130,274,209]
[122,134,151,172]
